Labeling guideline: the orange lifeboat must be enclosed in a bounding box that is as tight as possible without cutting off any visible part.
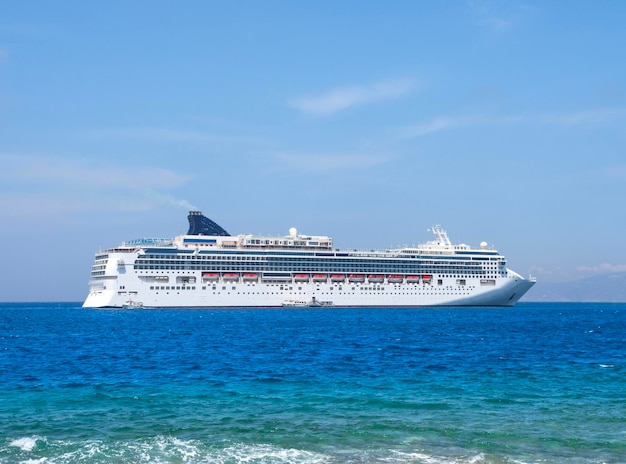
[422,275,432,282]
[387,275,403,284]
[348,274,365,283]
[367,274,384,283]
[202,272,219,281]
[406,275,420,283]
[330,274,345,282]
[242,273,258,282]
[294,274,310,282]
[223,273,239,282]
[312,274,327,282]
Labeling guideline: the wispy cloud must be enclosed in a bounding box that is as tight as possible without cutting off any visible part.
[535,107,626,126]
[289,79,416,116]
[0,192,154,216]
[274,153,389,173]
[396,107,626,139]
[78,126,274,149]
[576,263,626,274]
[467,0,533,33]
[0,153,190,189]
[396,117,464,138]
[80,127,220,143]
[0,153,197,217]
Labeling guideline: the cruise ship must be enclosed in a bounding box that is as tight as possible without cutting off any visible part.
[83,211,535,308]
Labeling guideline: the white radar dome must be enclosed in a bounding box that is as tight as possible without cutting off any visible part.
[289,227,297,237]
[480,241,488,249]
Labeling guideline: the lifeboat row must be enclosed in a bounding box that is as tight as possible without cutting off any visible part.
[202,272,432,284]
[202,272,260,282]
[294,274,433,284]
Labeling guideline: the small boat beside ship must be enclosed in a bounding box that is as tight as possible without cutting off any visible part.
[282,297,334,308]
[122,299,144,309]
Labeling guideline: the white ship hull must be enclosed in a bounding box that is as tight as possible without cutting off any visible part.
[84,279,533,308]
[83,213,535,309]
[83,253,534,308]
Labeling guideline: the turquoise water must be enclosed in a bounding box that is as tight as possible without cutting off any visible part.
[0,302,624,463]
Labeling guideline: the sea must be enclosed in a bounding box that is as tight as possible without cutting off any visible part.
[0,302,624,464]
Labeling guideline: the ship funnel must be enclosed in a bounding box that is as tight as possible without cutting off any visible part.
[187,211,230,236]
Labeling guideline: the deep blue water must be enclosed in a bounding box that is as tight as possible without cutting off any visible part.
[0,302,624,463]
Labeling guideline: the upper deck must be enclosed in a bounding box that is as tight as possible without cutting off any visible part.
[171,226,333,251]
[101,213,501,263]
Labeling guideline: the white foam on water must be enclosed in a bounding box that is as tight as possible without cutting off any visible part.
[386,449,489,464]
[386,450,445,463]
[218,442,329,463]
[2,436,557,464]
[9,437,41,452]
[3,436,330,464]
[160,436,199,460]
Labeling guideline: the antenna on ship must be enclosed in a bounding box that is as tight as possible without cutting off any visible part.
[429,225,452,246]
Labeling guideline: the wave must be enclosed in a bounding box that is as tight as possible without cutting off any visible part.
[9,437,41,452]
[3,436,328,464]
[0,435,534,464]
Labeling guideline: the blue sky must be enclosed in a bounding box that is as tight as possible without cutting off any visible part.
[1,1,625,301]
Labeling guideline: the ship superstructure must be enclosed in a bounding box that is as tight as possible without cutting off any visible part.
[83,211,535,308]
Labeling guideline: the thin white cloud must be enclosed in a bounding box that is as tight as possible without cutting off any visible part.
[396,107,626,139]
[275,153,389,173]
[0,153,197,218]
[289,79,416,116]
[80,127,220,143]
[576,263,626,274]
[396,117,463,138]
[78,126,275,148]
[467,0,534,33]
[0,192,154,216]
[535,108,626,126]
[529,265,551,275]
[0,153,190,189]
